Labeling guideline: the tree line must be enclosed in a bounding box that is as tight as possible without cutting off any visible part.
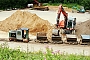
[0,0,90,10]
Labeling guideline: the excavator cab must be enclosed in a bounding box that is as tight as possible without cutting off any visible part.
[65,17,76,34]
[67,17,76,28]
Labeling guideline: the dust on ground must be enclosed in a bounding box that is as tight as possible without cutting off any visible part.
[0,10,52,35]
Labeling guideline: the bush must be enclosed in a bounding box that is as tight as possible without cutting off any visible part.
[81,0,90,10]
[0,43,90,60]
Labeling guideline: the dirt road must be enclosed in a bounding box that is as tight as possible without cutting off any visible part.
[0,9,90,56]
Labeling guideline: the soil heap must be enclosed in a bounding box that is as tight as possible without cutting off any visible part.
[75,19,90,36]
[0,10,52,35]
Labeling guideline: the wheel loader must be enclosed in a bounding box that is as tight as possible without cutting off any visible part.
[9,28,29,43]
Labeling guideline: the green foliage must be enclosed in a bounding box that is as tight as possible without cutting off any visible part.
[63,3,80,8]
[0,0,28,10]
[81,0,90,10]
[0,43,90,60]
[46,3,80,8]
[0,0,90,10]
[42,3,49,6]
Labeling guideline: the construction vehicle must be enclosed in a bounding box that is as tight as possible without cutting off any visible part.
[80,35,90,45]
[36,4,77,44]
[52,4,77,44]
[32,0,49,11]
[72,6,85,13]
[56,4,76,34]
[9,28,29,43]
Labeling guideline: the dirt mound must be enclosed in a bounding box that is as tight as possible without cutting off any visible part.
[75,20,90,36]
[0,10,52,35]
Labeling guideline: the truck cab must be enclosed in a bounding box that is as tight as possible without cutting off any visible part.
[9,28,29,42]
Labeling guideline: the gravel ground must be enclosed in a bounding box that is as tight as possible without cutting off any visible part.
[0,9,90,56]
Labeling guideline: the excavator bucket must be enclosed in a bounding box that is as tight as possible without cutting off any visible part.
[36,32,48,43]
[80,35,90,45]
[52,29,63,44]
[65,34,78,44]
[52,35,62,44]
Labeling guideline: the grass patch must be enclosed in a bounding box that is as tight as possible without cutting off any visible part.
[0,43,90,60]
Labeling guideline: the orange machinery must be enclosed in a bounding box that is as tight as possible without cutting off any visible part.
[52,4,77,44]
[55,4,76,34]
[36,4,77,44]
[56,4,68,29]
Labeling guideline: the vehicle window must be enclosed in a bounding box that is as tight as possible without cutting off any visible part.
[17,31,21,35]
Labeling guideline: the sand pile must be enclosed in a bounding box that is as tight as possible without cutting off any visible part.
[75,19,90,35]
[0,10,52,35]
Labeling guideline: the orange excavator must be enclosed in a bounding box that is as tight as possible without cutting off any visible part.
[52,4,77,44]
[36,4,77,44]
[55,4,76,34]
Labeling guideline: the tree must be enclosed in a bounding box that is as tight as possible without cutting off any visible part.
[0,0,90,10]
[64,0,67,4]
[81,0,90,10]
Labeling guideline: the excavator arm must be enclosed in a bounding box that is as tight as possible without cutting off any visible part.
[56,4,68,29]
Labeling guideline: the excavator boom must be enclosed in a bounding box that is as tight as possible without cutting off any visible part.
[56,4,68,28]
